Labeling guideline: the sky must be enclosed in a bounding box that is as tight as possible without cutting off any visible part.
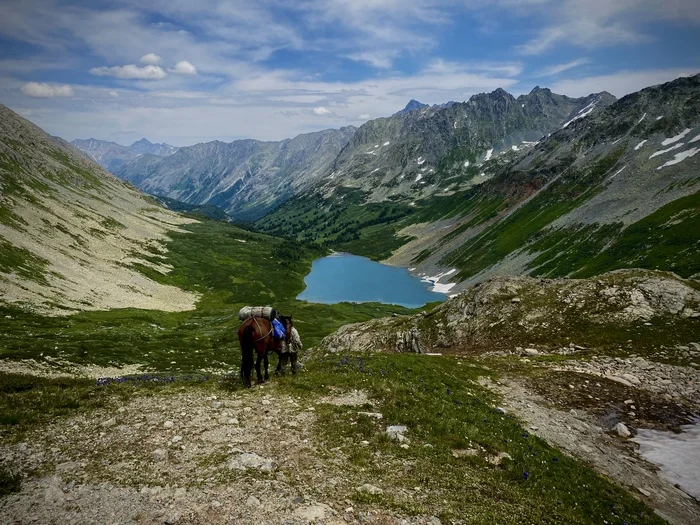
[1,0,699,146]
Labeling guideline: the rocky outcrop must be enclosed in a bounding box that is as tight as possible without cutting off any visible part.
[320,270,700,355]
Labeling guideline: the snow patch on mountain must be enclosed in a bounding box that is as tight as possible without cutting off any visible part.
[661,129,692,146]
[657,147,700,169]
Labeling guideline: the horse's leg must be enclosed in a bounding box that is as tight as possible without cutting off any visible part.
[264,350,270,381]
[255,351,264,384]
[242,348,252,389]
[290,352,298,376]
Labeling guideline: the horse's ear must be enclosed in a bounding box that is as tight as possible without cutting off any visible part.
[289,314,293,319]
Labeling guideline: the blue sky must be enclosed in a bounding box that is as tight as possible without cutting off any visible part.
[1,0,699,146]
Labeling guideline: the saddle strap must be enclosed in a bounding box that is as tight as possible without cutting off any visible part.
[252,316,272,343]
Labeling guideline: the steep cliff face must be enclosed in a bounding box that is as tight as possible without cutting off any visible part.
[0,105,198,314]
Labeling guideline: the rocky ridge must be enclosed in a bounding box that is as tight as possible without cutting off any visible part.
[320,270,699,355]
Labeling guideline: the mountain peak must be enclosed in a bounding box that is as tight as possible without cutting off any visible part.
[399,99,429,114]
[131,138,153,147]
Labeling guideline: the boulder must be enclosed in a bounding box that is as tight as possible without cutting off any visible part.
[615,422,631,438]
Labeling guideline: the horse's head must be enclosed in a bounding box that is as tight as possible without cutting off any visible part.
[279,314,293,344]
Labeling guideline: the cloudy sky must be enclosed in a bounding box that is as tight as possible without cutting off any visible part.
[1,0,699,146]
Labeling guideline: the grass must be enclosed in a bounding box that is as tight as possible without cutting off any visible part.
[443,150,626,280]
[277,352,666,524]
[0,353,667,523]
[0,238,50,285]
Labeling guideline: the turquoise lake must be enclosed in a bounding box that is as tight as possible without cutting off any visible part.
[297,253,446,308]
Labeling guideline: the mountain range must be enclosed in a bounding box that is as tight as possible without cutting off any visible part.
[256,74,700,288]
[70,137,178,173]
[112,127,356,221]
[85,86,615,222]
[33,73,700,293]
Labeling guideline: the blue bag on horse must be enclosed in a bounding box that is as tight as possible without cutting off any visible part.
[272,318,286,340]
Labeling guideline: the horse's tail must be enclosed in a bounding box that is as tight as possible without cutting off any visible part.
[241,323,255,349]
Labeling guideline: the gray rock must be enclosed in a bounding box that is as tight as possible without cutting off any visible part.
[386,425,410,443]
[621,373,641,385]
[164,420,174,429]
[152,448,168,462]
[452,448,479,458]
[229,452,276,472]
[487,452,512,465]
[357,484,383,495]
[171,435,183,443]
[293,504,329,522]
[523,348,539,356]
[609,376,634,388]
[357,412,383,419]
[101,418,116,428]
[615,422,631,438]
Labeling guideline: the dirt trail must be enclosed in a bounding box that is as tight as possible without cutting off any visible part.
[0,384,440,525]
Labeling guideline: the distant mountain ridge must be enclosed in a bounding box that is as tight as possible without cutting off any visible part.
[71,137,178,173]
[113,127,357,221]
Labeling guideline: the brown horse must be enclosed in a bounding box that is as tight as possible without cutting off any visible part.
[237,315,292,388]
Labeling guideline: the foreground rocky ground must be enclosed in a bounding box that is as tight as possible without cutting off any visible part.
[2,346,699,524]
[0,383,449,525]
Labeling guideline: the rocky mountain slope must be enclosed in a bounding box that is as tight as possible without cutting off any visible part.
[266,87,614,212]
[0,104,198,314]
[114,127,357,221]
[71,137,178,173]
[258,74,699,289]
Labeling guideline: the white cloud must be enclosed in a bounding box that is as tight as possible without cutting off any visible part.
[313,106,331,115]
[536,58,590,77]
[108,90,119,97]
[140,53,162,65]
[514,0,700,55]
[90,64,167,80]
[21,82,74,97]
[549,68,699,98]
[358,113,370,120]
[347,51,396,69]
[171,60,197,75]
